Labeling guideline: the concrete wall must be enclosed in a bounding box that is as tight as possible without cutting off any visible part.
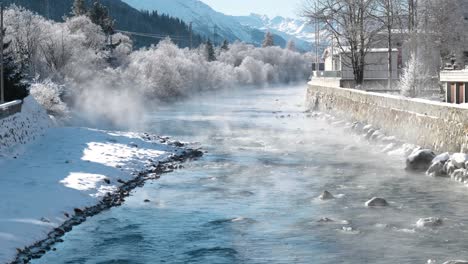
[0,96,51,157]
[307,83,468,153]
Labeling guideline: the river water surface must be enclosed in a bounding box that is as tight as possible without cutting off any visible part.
[35,86,468,263]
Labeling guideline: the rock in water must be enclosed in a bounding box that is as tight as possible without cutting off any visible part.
[443,261,468,264]
[406,149,436,171]
[318,217,334,223]
[426,161,446,177]
[433,152,450,164]
[416,217,443,228]
[450,153,468,169]
[319,191,335,200]
[365,197,389,207]
[444,161,457,176]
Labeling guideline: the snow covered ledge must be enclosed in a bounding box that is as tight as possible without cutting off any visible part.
[0,96,52,157]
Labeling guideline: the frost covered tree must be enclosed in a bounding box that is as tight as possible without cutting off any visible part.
[286,40,296,51]
[72,0,87,17]
[400,53,430,98]
[262,31,274,47]
[205,40,216,62]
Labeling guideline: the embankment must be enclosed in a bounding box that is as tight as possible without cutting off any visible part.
[0,96,51,157]
[306,83,468,153]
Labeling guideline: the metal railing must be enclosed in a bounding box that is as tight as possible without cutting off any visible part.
[0,100,23,119]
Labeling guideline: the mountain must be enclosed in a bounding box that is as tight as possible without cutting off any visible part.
[3,0,203,48]
[233,14,315,50]
[122,0,295,49]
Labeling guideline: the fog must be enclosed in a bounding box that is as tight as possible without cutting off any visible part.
[4,6,314,129]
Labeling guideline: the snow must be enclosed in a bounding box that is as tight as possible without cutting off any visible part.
[0,126,179,263]
[0,96,52,158]
[122,0,314,51]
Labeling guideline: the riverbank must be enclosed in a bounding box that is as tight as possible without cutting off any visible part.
[0,126,202,263]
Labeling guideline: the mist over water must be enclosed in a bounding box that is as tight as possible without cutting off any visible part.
[35,85,468,264]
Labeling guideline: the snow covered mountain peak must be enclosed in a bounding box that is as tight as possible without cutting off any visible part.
[122,0,314,51]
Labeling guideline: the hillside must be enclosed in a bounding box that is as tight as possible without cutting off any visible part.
[122,0,294,49]
[2,0,203,48]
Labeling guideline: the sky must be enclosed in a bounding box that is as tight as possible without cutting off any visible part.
[200,0,304,18]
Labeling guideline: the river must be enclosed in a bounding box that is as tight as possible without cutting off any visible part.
[34,85,468,264]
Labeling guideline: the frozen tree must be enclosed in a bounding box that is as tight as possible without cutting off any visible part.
[205,40,216,62]
[302,0,382,85]
[286,40,296,51]
[400,53,431,97]
[72,0,87,17]
[29,79,68,116]
[262,31,274,47]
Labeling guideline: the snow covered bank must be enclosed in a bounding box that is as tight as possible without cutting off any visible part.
[0,96,51,158]
[0,127,202,263]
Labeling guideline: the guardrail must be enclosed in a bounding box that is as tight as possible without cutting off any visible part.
[0,100,23,119]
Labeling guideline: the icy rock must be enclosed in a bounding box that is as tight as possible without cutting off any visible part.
[382,143,396,153]
[433,152,450,164]
[444,161,457,176]
[406,149,436,171]
[362,124,373,132]
[426,161,446,177]
[319,191,335,200]
[442,261,468,264]
[370,130,384,141]
[451,169,468,183]
[450,153,468,169]
[416,217,443,228]
[365,197,389,207]
[365,129,376,139]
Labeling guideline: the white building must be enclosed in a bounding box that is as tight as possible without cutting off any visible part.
[311,46,400,90]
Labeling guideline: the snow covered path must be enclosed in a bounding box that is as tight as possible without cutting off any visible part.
[0,127,180,263]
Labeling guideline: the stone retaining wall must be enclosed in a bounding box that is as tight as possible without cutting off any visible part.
[307,83,468,153]
[0,96,51,156]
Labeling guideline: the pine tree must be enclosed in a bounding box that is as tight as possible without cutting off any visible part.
[206,40,216,62]
[286,40,296,51]
[221,39,229,51]
[3,42,28,101]
[262,31,274,48]
[89,1,114,35]
[72,0,87,17]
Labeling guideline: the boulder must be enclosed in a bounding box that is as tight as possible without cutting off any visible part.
[444,161,457,176]
[319,191,335,200]
[365,197,389,207]
[433,152,450,164]
[365,129,376,139]
[318,217,334,222]
[450,153,468,169]
[416,217,443,228]
[406,149,436,171]
[426,161,446,177]
[443,261,468,264]
[451,169,468,183]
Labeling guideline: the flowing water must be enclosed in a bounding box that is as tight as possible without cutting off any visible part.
[35,85,468,264]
